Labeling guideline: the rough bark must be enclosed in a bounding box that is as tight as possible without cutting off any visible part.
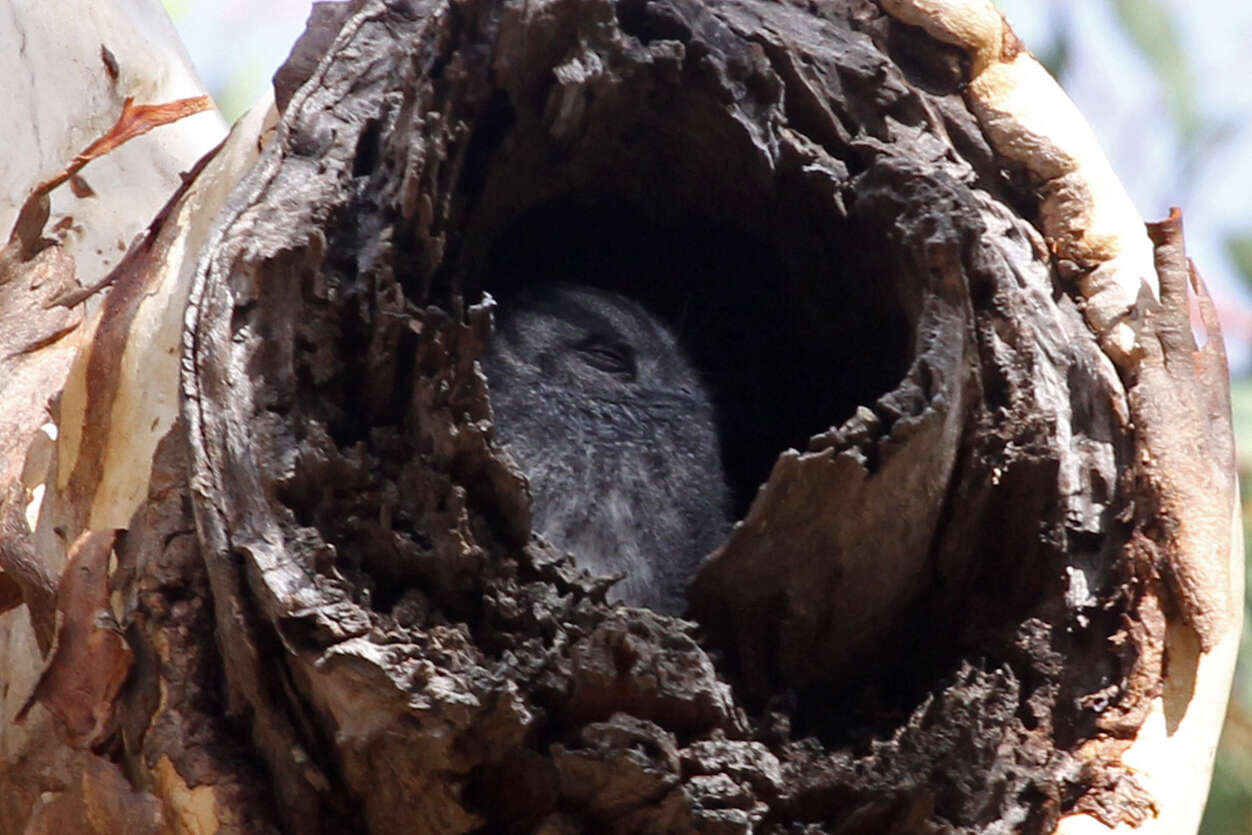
[0,0,1237,833]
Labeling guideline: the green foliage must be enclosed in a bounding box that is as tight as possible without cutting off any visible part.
[1033,22,1070,81]
[1228,233,1252,289]
[1111,0,1199,142]
[1203,751,1252,835]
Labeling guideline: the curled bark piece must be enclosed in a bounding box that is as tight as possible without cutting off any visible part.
[1132,209,1235,651]
[1052,210,1240,835]
[16,529,131,748]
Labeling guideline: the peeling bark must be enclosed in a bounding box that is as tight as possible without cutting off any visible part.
[0,0,1237,833]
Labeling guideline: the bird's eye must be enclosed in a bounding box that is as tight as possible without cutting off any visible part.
[574,336,637,377]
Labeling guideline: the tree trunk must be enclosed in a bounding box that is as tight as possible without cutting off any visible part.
[0,0,1239,833]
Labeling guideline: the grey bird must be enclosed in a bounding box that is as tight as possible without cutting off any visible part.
[483,284,731,614]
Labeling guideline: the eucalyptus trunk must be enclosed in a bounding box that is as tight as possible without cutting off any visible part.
[0,1,1238,833]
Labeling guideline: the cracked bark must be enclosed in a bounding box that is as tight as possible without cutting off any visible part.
[0,0,1236,833]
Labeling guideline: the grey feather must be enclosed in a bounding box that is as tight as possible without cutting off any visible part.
[483,285,731,614]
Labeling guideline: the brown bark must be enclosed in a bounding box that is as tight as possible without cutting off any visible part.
[0,0,1236,833]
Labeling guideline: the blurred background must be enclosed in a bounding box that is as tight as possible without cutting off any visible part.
[163,0,1252,829]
